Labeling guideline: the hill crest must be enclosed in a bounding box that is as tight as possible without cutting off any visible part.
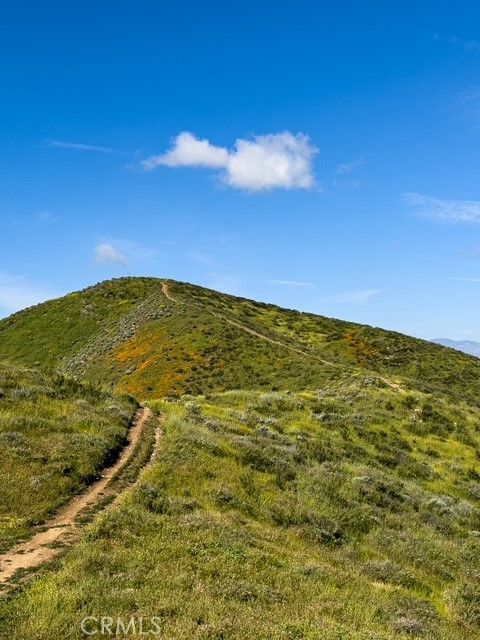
[0,277,479,405]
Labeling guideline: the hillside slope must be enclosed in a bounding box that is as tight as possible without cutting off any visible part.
[1,277,479,406]
[1,278,480,638]
[0,362,137,552]
[2,384,480,638]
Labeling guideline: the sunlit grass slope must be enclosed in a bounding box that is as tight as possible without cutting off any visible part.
[0,362,137,551]
[2,381,480,639]
[0,277,479,406]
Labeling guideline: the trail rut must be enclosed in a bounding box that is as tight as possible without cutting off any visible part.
[0,406,159,588]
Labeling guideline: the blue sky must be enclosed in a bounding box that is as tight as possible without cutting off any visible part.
[1,1,480,340]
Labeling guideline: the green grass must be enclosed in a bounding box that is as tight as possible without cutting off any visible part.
[0,362,137,551]
[1,277,479,406]
[1,277,480,638]
[2,381,479,638]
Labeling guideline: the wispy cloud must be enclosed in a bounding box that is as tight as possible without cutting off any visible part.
[334,156,364,189]
[188,251,220,268]
[403,193,480,223]
[94,243,128,267]
[206,273,243,295]
[11,211,59,227]
[446,276,480,283]
[36,211,58,224]
[326,289,382,305]
[48,139,123,154]
[336,156,364,175]
[433,33,480,52]
[458,87,480,125]
[117,239,158,262]
[269,279,315,288]
[142,131,318,192]
[93,239,158,268]
[334,177,362,189]
[0,271,59,315]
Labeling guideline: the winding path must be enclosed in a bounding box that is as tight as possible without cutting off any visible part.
[0,407,160,588]
[161,281,179,303]
[160,282,404,393]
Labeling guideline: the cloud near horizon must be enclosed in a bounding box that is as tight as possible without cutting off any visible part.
[0,271,59,316]
[326,288,382,305]
[269,279,315,288]
[142,131,318,191]
[447,276,480,283]
[94,243,128,267]
[404,192,480,223]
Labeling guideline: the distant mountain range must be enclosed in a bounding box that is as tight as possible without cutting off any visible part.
[432,338,480,357]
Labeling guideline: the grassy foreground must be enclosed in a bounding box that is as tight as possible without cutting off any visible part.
[2,380,479,639]
[0,362,137,552]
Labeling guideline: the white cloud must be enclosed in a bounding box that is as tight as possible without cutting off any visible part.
[142,131,318,192]
[0,271,58,316]
[404,193,480,223]
[144,132,229,169]
[49,139,120,154]
[269,279,315,288]
[94,243,128,267]
[326,289,382,305]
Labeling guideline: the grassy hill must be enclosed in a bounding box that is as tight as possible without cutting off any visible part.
[0,362,137,552]
[1,277,480,638]
[1,277,479,405]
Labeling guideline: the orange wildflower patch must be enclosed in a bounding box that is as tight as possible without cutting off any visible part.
[111,326,206,399]
[345,331,378,363]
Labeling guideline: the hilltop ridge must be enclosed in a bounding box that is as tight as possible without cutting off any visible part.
[0,277,479,405]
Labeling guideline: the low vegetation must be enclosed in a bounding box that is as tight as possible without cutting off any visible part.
[0,362,137,551]
[1,278,480,638]
[0,278,479,405]
[2,381,479,638]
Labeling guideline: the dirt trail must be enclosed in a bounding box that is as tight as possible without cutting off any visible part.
[223,316,405,392]
[161,281,179,303]
[0,407,158,588]
[160,282,404,392]
[220,316,345,369]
